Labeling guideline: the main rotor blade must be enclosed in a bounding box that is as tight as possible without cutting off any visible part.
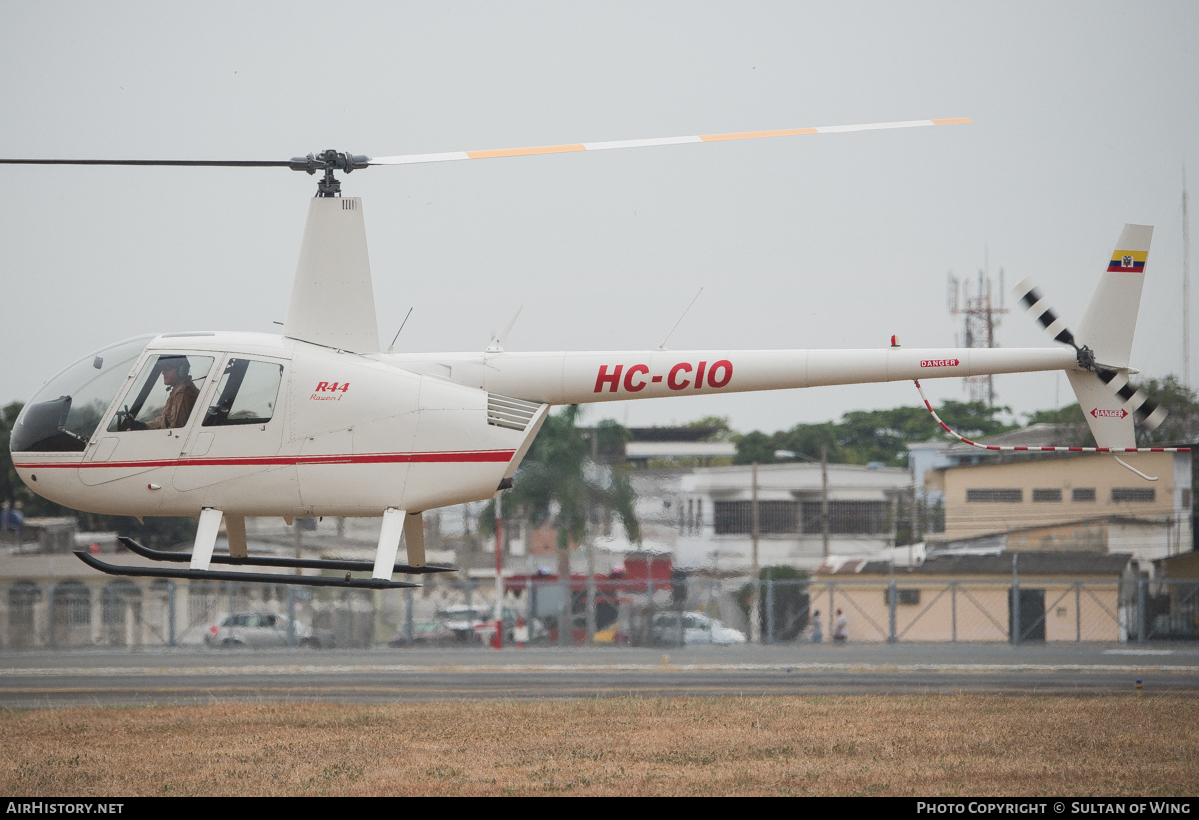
[0,158,292,166]
[367,117,972,166]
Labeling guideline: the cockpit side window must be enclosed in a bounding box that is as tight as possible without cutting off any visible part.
[203,359,284,427]
[10,335,153,452]
[107,354,214,432]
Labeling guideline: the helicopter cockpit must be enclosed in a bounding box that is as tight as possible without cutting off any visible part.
[108,353,214,432]
[9,335,154,453]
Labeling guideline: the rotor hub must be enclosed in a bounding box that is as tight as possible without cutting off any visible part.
[288,149,369,197]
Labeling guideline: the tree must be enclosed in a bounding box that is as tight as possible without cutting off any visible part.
[482,405,641,644]
[1132,375,1199,445]
[733,400,1016,467]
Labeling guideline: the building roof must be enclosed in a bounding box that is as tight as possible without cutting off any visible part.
[625,441,738,459]
[817,551,1133,576]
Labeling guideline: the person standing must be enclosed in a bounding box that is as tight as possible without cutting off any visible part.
[832,608,848,645]
[809,609,823,644]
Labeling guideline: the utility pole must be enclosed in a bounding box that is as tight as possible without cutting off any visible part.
[493,493,503,649]
[587,429,599,645]
[586,533,597,646]
[1185,167,1192,389]
[820,445,830,558]
[749,462,761,644]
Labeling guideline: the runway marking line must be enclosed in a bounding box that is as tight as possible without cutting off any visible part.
[3,662,1198,677]
[10,685,1198,698]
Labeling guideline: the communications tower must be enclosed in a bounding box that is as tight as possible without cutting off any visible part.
[947,252,1009,405]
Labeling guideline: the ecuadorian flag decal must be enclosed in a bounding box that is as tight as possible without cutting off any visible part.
[1108,249,1147,272]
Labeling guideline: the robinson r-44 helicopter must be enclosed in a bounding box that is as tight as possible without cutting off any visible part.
[2,117,1180,590]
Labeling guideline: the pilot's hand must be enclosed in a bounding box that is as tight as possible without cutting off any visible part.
[117,413,147,431]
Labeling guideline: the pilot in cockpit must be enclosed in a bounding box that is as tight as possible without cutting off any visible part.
[125,356,200,431]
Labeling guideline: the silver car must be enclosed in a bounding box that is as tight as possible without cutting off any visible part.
[650,611,747,646]
[205,611,322,648]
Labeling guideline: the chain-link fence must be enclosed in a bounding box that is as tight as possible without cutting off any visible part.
[1,573,1196,650]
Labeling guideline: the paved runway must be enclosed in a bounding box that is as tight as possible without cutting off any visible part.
[2,644,1197,707]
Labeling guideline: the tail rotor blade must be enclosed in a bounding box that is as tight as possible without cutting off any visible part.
[1015,277,1170,431]
[1138,402,1168,431]
[1013,277,1078,347]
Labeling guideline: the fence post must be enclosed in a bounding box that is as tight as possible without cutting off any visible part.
[405,586,414,645]
[1011,554,1020,646]
[167,581,176,648]
[951,582,957,643]
[828,583,834,636]
[47,584,55,650]
[1137,576,1146,644]
[1075,582,1081,643]
[765,572,775,645]
[888,578,897,643]
[287,585,296,647]
[526,575,533,636]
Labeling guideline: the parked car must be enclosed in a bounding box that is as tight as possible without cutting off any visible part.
[206,612,324,648]
[649,611,746,646]
[387,620,455,647]
[435,605,495,642]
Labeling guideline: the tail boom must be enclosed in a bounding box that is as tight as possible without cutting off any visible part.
[391,347,1076,405]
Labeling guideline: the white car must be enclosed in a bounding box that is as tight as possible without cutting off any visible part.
[205,612,323,648]
[651,611,746,646]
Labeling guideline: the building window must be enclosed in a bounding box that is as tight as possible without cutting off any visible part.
[801,501,892,535]
[1032,488,1063,502]
[1072,488,1097,502]
[713,501,798,534]
[966,489,1023,503]
[1113,488,1156,503]
[885,588,921,606]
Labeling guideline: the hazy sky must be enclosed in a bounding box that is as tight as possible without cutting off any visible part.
[2,2,1197,434]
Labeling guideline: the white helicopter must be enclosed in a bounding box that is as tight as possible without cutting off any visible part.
[2,116,1175,590]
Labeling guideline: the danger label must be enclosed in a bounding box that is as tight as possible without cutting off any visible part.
[920,359,960,368]
[1091,408,1129,419]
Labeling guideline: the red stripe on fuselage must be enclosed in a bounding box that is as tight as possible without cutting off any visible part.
[15,450,518,470]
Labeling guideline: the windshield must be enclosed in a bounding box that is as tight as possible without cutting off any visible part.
[10,336,154,452]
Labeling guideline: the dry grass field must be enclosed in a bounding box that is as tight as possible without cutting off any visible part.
[2,695,1196,796]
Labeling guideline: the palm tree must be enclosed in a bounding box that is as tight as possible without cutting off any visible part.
[484,405,640,644]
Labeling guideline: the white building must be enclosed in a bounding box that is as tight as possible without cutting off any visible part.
[596,461,913,572]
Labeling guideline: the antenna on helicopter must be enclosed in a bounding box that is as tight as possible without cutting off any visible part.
[487,307,523,353]
[387,308,414,353]
[659,288,703,350]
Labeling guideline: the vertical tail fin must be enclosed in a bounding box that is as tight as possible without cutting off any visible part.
[1076,224,1153,368]
[1067,224,1156,448]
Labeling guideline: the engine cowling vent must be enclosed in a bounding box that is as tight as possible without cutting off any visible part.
[487,394,541,431]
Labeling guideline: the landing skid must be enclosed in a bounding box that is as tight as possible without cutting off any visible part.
[74,550,422,590]
[116,536,455,575]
